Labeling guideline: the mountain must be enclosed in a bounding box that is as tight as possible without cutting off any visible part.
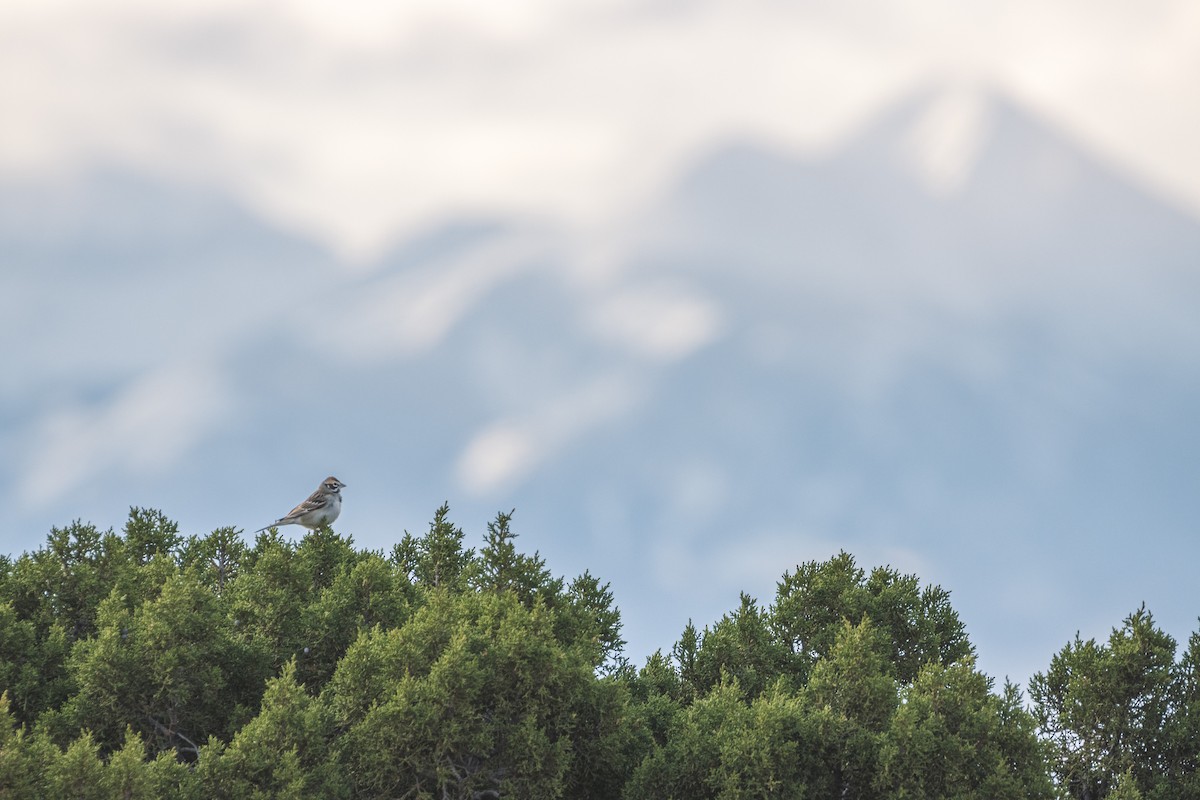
[3,84,1199,688]
[611,83,1200,675]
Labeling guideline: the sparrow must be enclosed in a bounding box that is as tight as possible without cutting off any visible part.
[256,476,346,533]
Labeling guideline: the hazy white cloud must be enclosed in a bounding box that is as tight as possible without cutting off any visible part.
[19,364,232,507]
[3,0,1197,259]
[457,375,640,495]
[316,233,547,359]
[455,423,540,498]
[585,284,725,361]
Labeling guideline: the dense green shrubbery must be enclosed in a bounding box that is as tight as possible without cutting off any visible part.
[0,505,1195,798]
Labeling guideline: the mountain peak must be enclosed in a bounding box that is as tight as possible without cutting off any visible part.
[896,83,993,195]
[841,81,1007,197]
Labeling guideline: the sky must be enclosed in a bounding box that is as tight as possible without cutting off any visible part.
[4,0,1200,260]
[3,0,1200,688]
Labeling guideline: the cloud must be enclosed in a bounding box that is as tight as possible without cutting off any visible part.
[456,374,640,495]
[585,283,725,361]
[316,232,545,359]
[19,364,232,507]
[4,0,1198,258]
[455,424,540,498]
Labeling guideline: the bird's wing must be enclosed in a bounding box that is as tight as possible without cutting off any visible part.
[279,488,329,522]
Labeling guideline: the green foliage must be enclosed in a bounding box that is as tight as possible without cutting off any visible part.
[562,673,645,800]
[1111,770,1147,800]
[476,510,554,601]
[195,660,340,798]
[688,592,792,698]
[672,621,702,702]
[227,531,312,672]
[1030,606,1182,800]
[47,731,106,800]
[623,679,742,799]
[0,503,643,796]
[805,619,897,797]
[122,508,183,567]
[0,603,70,727]
[326,588,607,798]
[1159,630,1200,799]
[716,684,831,799]
[0,504,1193,797]
[773,551,973,684]
[63,569,261,755]
[398,502,476,590]
[296,552,414,688]
[806,618,897,733]
[0,692,56,798]
[624,679,833,800]
[99,729,158,800]
[21,521,124,642]
[877,661,1052,799]
[180,526,246,595]
[563,571,626,673]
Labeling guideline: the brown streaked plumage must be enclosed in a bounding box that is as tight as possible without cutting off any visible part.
[256,476,346,532]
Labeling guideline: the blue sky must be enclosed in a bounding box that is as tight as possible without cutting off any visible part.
[3,1,1199,689]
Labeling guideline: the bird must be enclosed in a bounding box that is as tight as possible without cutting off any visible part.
[256,476,346,533]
